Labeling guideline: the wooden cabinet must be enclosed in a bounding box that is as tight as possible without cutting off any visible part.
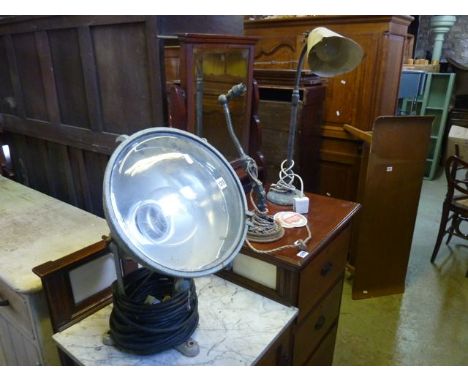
[0,175,109,365]
[255,325,292,366]
[218,192,360,365]
[163,33,267,189]
[165,33,259,164]
[0,280,55,365]
[244,16,413,201]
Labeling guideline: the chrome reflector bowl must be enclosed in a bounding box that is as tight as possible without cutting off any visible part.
[103,128,248,278]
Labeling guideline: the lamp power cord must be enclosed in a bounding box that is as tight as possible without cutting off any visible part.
[268,159,305,196]
[108,268,199,355]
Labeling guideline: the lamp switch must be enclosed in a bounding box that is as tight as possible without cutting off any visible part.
[293,196,309,214]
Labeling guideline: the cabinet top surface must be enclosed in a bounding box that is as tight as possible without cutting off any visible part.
[244,192,360,269]
[0,176,109,294]
[53,275,298,366]
[244,15,414,27]
[176,32,258,44]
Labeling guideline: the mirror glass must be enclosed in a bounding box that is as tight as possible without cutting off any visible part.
[192,47,250,161]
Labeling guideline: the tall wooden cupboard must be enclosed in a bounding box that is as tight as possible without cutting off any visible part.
[244,15,413,201]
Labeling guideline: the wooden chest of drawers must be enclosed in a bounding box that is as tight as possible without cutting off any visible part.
[218,192,360,365]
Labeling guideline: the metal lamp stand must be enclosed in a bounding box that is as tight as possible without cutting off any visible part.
[266,43,309,206]
[102,239,200,357]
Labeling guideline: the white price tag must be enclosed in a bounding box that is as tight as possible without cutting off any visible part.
[215,177,227,190]
[297,250,310,258]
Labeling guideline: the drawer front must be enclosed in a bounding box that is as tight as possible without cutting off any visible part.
[0,279,34,339]
[298,226,350,320]
[304,324,338,366]
[293,279,343,365]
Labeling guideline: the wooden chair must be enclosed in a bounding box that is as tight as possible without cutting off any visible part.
[32,238,137,365]
[431,155,468,263]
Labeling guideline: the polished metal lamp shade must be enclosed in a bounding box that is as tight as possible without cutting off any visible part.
[103,127,248,278]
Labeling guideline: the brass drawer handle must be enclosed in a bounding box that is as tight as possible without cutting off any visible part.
[0,299,9,307]
[314,315,326,330]
[320,261,333,276]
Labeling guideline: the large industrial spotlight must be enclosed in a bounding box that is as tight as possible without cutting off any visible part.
[267,27,364,207]
[102,127,248,356]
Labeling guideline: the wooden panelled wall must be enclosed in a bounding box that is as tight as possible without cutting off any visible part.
[0,16,243,217]
[0,16,165,217]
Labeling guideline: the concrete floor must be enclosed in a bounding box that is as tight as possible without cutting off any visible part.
[333,172,468,365]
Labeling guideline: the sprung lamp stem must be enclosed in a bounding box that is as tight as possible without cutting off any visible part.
[195,60,204,137]
[218,84,267,212]
[219,86,248,161]
[286,44,308,166]
[109,241,126,296]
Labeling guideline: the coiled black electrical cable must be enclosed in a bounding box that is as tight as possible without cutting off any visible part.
[109,267,199,355]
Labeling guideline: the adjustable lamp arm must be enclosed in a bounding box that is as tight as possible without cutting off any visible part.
[218,83,249,161]
[218,83,267,212]
[287,43,308,165]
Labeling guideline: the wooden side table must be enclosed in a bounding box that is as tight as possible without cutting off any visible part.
[218,192,360,365]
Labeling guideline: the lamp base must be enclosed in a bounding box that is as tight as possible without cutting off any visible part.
[247,212,285,243]
[266,187,302,206]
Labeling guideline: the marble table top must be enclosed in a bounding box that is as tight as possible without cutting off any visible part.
[0,176,109,294]
[53,275,298,366]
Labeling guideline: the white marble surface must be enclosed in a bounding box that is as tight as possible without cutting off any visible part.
[53,275,298,366]
[0,176,109,293]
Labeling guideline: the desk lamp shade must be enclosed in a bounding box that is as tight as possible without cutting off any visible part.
[103,127,248,278]
[307,27,364,77]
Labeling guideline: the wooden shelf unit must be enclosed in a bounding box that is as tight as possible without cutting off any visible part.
[401,72,456,179]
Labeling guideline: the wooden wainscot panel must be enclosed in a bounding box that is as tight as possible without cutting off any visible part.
[0,16,243,216]
[11,32,48,121]
[91,22,154,134]
[48,28,91,129]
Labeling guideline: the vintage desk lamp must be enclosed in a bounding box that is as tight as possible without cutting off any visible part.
[218,83,284,243]
[267,27,364,207]
[102,127,248,356]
